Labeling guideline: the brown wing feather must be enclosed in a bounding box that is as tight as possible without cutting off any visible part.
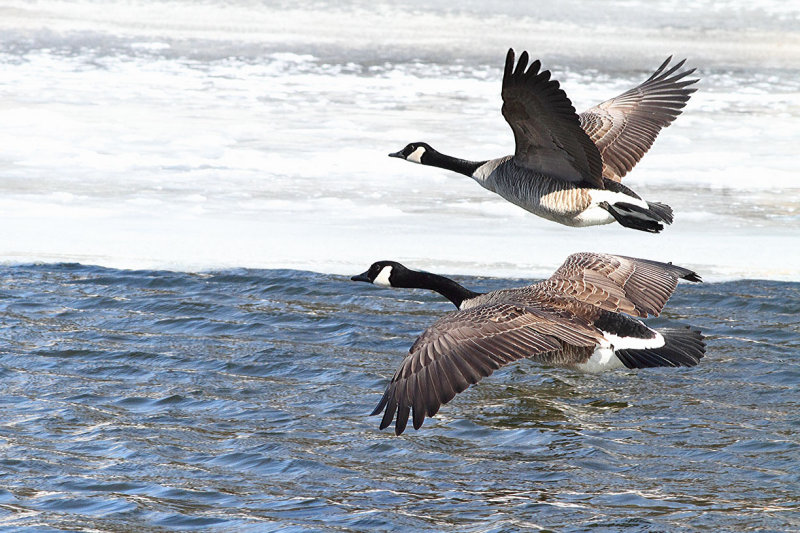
[372,302,601,434]
[579,57,699,182]
[502,49,604,188]
[538,252,701,318]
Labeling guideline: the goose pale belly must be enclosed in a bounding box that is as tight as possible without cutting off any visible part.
[475,160,616,227]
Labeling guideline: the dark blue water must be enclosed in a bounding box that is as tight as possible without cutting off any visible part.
[0,264,798,531]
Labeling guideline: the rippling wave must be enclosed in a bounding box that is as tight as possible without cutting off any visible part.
[0,264,797,530]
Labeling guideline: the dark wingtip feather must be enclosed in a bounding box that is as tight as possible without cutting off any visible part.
[683,272,702,283]
[370,386,391,416]
[411,382,427,430]
[647,56,673,81]
[515,51,529,76]
[395,405,410,435]
[505,49,515,74]
[538,67,551,83]
[647,56,696,85]
[659,58,688,79]
[666,262,702,283]
[412,406,425,430]
[379,389,397,430]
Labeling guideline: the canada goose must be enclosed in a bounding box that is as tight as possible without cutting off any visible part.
[390,50,698,233]
[352,253,705,434]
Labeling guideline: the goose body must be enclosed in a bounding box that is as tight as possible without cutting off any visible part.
[470,156,670,227]
[390,50,698,232]
[352,252,705,434]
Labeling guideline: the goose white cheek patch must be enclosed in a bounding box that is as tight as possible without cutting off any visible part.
[407,147,426,163]
[373,266,393,287]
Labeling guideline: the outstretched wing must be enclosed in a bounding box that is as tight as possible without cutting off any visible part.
[502,49,604,188]
[372,303,600,435]
[579,57,698,182]
[537,252,701,318]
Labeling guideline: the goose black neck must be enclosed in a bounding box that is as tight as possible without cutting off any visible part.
[424,150,486,177]
[396,270,481,308]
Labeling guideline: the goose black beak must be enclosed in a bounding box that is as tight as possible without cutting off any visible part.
[351,272,371,282]
[388,151,403,158]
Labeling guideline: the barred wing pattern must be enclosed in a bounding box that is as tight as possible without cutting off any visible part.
[579,57,698,182]
[502,49,604,187]
[371,303,601,435]
[539,252,701,318]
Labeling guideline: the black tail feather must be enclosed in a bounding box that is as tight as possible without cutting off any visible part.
[600,201,668,233]
[646,201,674,224]
[616,326,706,369]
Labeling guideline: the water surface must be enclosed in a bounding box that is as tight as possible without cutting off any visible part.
[1,264,797,531]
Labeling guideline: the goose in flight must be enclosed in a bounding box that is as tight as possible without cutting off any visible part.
[390,50,698,233]
[352,253,705,434]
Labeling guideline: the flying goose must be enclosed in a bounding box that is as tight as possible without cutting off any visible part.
[352,253,705,434]
[390,50,698,233]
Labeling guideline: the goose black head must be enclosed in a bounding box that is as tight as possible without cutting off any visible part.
[351,261,407,287]
[389,142,433,164]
